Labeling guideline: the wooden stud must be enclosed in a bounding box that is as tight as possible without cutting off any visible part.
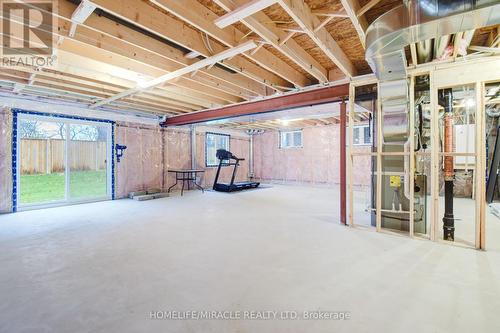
[429,71,439,242]
[476,81,486,249]
[376,82,382,231]
[348,83,355,226]
[409,75,415,237]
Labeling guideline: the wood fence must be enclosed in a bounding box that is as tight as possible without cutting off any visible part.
[20,139,107,174]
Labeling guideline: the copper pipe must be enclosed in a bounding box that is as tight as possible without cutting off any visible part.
[443,113,454,180]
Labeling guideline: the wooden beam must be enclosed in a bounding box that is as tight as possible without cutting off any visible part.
[340,0,367,49]
[314,16,335,33]
[357,0,382,18]
[312,9,348,17]
[214,0,277,28]
[5,1,250,107]
[92,41,257,108]
[3,67,193,113]
[214,0,328,83]
[468,45,500,54]
[91,0,297,89]
[277,0,357,77]
[59,39,237,105]
[164,84,349,126]
[56,1,261,99]
[69,0,96,37]
[151,0,311,87]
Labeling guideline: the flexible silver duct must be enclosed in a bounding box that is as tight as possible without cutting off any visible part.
[366,0,500,145]
[366,0,500,81]
[417,40,433,63]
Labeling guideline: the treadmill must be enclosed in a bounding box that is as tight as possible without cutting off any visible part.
[212,149,260,192]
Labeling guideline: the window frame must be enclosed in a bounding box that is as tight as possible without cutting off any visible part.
[279,130,303,149]
[352,124,372,146]
[205,132,230,167]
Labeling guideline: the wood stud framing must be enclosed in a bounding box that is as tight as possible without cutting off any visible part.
[348,56,500,250]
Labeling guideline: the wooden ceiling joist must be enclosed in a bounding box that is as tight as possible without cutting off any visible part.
[311,9,348,18]
[340,0,368,49]
[91,41,258,108]
[277,0,357,77]
[1,67,190,114]
[87,0,292,90]
[356,0,383,18]
[214,0,329,83]
[2,3,247,110]
[68,0,96,37]
[148,0,311,88]
[214,0,277,28]
[56,54,216,110]
[59,6,256,103]
[59,39,237,106]
[57,1,265,98]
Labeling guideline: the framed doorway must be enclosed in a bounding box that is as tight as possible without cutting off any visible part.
[13,110,115,211]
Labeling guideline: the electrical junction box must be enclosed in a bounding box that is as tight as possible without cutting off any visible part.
[390,175,402,188]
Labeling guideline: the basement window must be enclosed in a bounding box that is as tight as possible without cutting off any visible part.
[280,130,302,149]
[206,132,230,167]
[353,125,372,146]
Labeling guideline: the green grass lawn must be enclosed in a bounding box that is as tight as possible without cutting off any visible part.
[20,170,107,204]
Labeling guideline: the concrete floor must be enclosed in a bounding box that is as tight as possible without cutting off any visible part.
[1,185,500,333]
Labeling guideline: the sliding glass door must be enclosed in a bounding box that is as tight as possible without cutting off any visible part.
[68,122,110,200]
[17,114,112,209]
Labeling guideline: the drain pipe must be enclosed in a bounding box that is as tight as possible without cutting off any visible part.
[440,88,455,241]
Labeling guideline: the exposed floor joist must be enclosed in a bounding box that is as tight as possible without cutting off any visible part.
[214,0,329,83]
[91,41,258,108]
[277,0,357,77]
[340,0,368,49]
[149,0,310,88]
[88,0,295,90]
[214,0,277,28]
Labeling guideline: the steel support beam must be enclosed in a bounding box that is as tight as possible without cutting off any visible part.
[163,84,349,126]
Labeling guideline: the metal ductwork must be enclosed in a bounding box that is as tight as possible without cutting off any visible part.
[365,0,500,145]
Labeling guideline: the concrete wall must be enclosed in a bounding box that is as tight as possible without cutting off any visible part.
[253,124,372,186]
